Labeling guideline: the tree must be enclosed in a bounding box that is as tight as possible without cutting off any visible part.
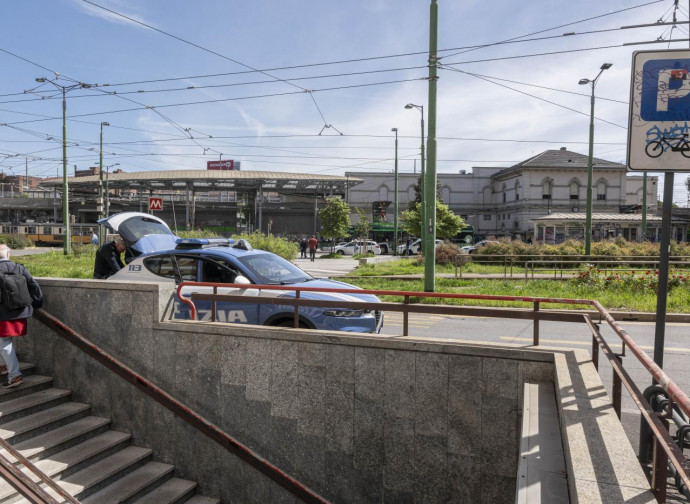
[408,175,443,210]
[319,197,351,251]
[401,200,466,239]
[354,207,372,253]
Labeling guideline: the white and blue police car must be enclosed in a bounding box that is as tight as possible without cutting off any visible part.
[100,212,383,333]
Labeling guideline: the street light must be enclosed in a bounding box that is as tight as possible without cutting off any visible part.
[405,103,425,253]
[34,76,93,255]
[104,163,120,219]
[392,128,399,255]
[98,121,110,244]
[578,62,612,257]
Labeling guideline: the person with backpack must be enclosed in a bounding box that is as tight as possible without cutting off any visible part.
[0,244,43,389]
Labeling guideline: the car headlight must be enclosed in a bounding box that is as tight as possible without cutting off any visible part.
[324,309,370,317]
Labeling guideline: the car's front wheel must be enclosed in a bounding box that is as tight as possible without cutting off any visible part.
[273,319,310,329]
[337,250,345,255]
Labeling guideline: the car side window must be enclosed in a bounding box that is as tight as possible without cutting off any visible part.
[200,258,239,284]
[143,255,176,279]
[174,256,198,281]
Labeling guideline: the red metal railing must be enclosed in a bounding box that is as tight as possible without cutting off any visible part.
[33,308,328,504]
[176,281,690,502]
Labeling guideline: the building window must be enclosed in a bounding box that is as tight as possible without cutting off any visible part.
[570,181,579,200]
[542,179,552,200]
[515,180,520,201]
[502,183,507,203]
[484,215,491,221]
[597,181,606,200]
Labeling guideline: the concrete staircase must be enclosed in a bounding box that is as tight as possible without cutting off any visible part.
[0,362,220,504]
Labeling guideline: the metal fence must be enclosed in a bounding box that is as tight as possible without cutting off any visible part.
[177,282,690,502]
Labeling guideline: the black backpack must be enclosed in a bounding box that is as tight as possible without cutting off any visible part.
[0,264,33,310]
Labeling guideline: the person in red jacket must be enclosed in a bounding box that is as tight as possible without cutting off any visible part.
[307,236,318,262]
[0,244,43,388]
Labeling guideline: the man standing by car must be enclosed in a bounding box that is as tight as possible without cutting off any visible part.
[308,235,318,262]
[0,244,42,388]
[93,236,127,279]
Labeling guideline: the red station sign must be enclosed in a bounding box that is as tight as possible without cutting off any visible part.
[207,160,235,170]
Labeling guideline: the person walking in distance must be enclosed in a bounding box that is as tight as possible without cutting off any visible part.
[0,244,43,388]
[308,235,318,262]
[299,237,308,259]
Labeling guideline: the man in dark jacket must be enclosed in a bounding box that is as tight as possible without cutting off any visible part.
[0,244,42,388]
[93,237,127,279]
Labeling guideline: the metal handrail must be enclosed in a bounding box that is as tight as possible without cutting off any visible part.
[0,433,81,504]
[176,281,690,502]
[33,309,329,504]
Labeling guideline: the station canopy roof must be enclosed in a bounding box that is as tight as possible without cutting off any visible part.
[40,170,362,196]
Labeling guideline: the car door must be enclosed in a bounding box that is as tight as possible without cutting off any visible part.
[197,256,260,324]
[171,255,259,324]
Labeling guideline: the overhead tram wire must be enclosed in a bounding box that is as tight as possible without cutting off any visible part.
[81,0,340,133]
[441,0,665,59]
[441,66,627,129]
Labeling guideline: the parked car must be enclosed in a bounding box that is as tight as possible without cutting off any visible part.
[332,240,382,256]
[469,240,500,253]
[397,239,443,256]
[99,212,384,333]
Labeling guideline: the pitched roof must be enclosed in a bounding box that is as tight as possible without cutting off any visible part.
[493,148,625,179]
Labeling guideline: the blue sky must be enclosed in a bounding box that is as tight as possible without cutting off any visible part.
[1,0,690,202]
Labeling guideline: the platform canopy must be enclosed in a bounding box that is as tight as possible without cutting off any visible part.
[40,170,361,196]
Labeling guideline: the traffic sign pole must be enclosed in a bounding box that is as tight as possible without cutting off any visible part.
[654,172,674,369]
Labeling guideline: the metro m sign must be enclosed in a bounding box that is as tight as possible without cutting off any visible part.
[149,197,163,211]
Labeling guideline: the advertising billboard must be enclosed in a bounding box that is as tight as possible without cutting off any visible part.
[207,160,235,170]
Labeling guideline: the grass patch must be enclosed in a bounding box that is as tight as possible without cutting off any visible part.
[345,277,690,313]
[13,248,97,279]
[349,258,517,276]
[320,253,345,259]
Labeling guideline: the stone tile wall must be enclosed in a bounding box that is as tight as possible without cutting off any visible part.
[22,279,555,503]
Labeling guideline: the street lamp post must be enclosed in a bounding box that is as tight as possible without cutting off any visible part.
[105,163,120,220]
[405,103,425,255]
[578,63,612,257]
[34,76,92,255]
[392,128,399,255]
[98,121,110,244]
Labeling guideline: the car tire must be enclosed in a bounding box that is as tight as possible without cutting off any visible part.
[274,319,309,329]
[337,250,345,255]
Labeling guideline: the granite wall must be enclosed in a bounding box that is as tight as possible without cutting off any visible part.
[21,278,555,503]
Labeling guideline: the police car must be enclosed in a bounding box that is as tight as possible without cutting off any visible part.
[99,212,383,333]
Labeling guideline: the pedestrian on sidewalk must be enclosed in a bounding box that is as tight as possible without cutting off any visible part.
[0,244,43,389]
[308,235,318,262]
[299,237,308,259]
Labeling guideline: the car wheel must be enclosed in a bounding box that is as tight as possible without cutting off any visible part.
[337,250,345,255]
[274,319,309,329]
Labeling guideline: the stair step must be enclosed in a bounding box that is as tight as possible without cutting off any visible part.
[81,461,174,504]
[0,375,53,403]
[8,416,113,462]
[39,445,153,501]
[0,388,71,424]
[184,496,221,504]
[0,363,36,377]
[131,478,197,504]
[0,402,90,444]
[0,431,132,502]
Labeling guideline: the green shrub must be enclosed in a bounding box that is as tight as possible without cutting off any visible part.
[232,232,298,260]
[434,241,464,265]
[177,229,222,239]
[0,234,33,249]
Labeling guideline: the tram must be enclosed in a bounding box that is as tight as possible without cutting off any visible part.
[0,222,98,246]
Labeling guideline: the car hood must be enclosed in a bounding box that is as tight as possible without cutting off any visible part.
[281,278,381,303]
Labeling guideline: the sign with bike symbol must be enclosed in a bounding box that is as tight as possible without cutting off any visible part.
[628,49,690,172]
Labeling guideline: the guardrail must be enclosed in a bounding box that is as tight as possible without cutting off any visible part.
[176,281,690,502]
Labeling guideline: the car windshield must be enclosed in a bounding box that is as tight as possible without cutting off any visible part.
[237,253,312,285]
[117,216,175,243]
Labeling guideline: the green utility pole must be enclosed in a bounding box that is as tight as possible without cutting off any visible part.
[642,171,647,240]
[392,128,399,255]
[423,0,438,292]
[98,122,109,245]
[61,87,70,255]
